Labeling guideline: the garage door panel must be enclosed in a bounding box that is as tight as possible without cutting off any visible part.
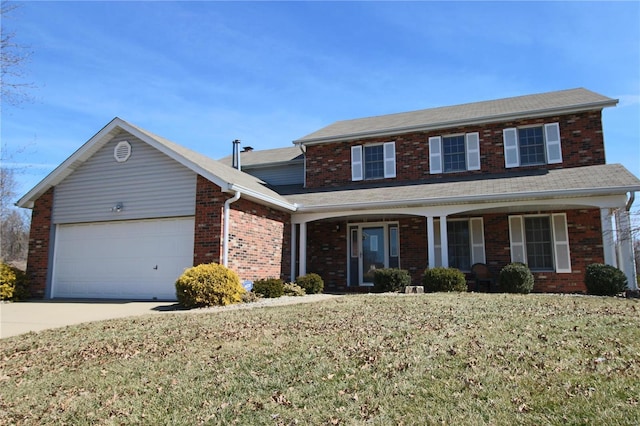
[53,218,194,300]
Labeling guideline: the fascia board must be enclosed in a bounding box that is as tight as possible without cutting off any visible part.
[295,101,618,146]
[293,186,638,213]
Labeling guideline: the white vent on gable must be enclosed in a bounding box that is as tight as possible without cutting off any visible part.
[114,141,132,163]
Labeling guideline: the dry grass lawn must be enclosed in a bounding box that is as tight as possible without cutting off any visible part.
[1,293,639,425]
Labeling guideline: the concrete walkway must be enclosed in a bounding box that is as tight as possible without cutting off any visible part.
[0,294,341,339]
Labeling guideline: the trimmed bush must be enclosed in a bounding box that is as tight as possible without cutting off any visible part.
[253,278,284,298]
[499,263,534,294]
[373,268,412,293]
[283,282,306,297]
[296,273,324,294]
[422,267,467,292]
[0,263,29,301]
[175,263,245,308]
[585,263,628,296]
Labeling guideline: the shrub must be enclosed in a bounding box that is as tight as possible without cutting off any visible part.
[422,267,467,292]
[296,273,324,294]
[0,263,29,301]
[585,263,628,296]
[283,282,306,296]
[499,263,534,294]
[242,291,261,304]
[373,268,412,293]
[253,278,284,298]
[175,263,245,308]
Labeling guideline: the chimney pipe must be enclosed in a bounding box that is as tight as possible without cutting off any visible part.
[232,139,241,170]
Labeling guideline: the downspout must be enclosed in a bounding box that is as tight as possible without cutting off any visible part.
[626,191,635,211]
[222,190,241,267]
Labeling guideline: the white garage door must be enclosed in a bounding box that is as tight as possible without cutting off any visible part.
[52,218,194,300]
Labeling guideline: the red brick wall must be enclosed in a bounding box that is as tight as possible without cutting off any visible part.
[305,111,606,188]
[227,198,291,282]
[25,188,54,298]
[193,176,224,265]
[307,220,348,289]
[399,217,428,284]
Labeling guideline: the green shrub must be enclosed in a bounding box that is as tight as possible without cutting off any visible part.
[283,282,306,296]
[422,267,467,292]
[499,263,534,294]
[0,263,29,301]
[585,263,628,296]
[253,278,284,298]
[175,263,245,308]
[296,273,324,294]
[373,268,412,293]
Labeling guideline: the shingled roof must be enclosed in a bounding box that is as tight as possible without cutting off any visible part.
[294,88,618,145]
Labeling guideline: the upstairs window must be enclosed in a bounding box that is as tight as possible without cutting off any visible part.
[429,133,480,174]
[503,123,562,168]
[351,142,396,181]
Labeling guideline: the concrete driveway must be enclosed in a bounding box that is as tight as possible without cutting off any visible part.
[0,300,177,339]
[0,294,341,339]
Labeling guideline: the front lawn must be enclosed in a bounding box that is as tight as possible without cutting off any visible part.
[1,293,639,425]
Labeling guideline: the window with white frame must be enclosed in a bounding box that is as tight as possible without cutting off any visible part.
[351,142,396,181]
[429,133,480,174]
[433,217,485,271]
[508,213,571,272]
[503,123,562,168]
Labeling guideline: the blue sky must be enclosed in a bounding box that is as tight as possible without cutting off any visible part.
[2,1,639,200]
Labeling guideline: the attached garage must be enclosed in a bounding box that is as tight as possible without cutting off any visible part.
[52,218,194,300]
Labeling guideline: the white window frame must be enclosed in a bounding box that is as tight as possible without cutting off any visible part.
[351,142,396,181]
[503,122,562,168]
[430,132,480,174]
[433,217,485,271]
[508,213,571,273]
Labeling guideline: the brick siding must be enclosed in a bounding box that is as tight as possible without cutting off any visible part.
[305,111,606,188]
[25,188,54,298]
[227,198,291,282]
[193,175,224,264]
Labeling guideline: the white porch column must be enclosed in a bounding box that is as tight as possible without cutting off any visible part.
[427,216,435,268]
[600,208,616,267]
[439,215,449,268]
[290,223,297,281]
[615,209,637,291]
[299,221,307,277]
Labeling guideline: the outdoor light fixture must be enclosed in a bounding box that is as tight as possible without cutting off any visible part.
[111,203,124,213]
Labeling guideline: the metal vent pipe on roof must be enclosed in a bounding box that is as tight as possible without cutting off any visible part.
[232,139,241,170]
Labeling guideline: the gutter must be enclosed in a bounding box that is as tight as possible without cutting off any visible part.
[626,192,635,211]
[228,183,297,212]
[222,191,241,267]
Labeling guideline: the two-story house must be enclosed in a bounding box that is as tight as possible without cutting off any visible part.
[18,88,640,299]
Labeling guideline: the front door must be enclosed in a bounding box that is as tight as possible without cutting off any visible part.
[348,223,399,286]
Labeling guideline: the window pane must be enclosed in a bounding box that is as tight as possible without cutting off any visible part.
[518,127,545,165]
[524,217,553,270]
[447,221,471,271]
[443,135,466,172]
[364,145,384,179]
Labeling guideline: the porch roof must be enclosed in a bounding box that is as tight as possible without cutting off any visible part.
[294,88,617,145]
[285,164,640,211]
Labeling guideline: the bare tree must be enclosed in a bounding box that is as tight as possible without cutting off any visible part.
[1,0,34,106]
[0,163,29,264]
